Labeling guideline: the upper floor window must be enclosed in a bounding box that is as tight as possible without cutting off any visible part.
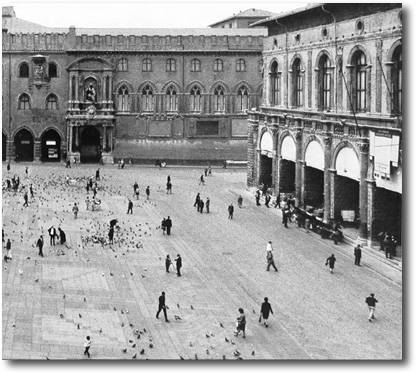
[18,93,30,110]
[142,58,152,72]
[166,85,178,111]
[46,94,58,110]
[237,86,249,112]
[118,86,129,112]
[213,58,223,72]
[166,58,176,72]
[71,76,77,100]
[18,62,29,78]
[117,58,128,72]
[190,85,202,112]
[270,61,280,106]
[213,85,225,112]
[351,51,367,112]
[236,58,246,72]
[292,58,304,107]
[141,84,154,112]
[392,45,402,115]
[48,62,57,78]
[318,54,331,110]
[191,58,201,72]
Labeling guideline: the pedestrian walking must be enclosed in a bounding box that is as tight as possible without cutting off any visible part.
[133,182,138,196]
[72,203,79,219]
[234,308,246,338]
[4,239,12,262]
[161,218,167,235]
[354,244,362,266]
[237,195,243,208]
[48,226,57,246]
[135,185,140,200]
[83,336,91,358]
[282,208,289,228]
[127,199,133,214]
[175,254,182,277]
[29,184,34,198]
[58,227,67,246]
[166,181,172,194]
[165,216,172,235]
[365,293,378,322]
[165,255,172,272]
[95,168,100,181]
[193,193,201,207]
[156,291,169,322]
[205,198,210,213]
[23,191,29,207]
[7,163,10,172]
[228,203,234,220]
[259,297,274,327]
[264,193,271,208]
[199,174,205,186]
[36,235,44,257]
[266,250,278,272]
[255,190,261,206]
[204,168,208,177]
[208,165,212,175]
[108,226,114,244]
[325,254,336,274]
[199,199,204,213]
[146,186,150,200]
[25,166,28,175]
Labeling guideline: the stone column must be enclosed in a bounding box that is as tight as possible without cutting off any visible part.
[366,65,372,113]
[74,126,79,148]
[34,139,41,162]
[366,179,377,248]
[323,136,332,223]
[6,140,14,161]
[68,124,73,153]
[358,140,369,242]
[299,161,305,208]
[294,129,303,207]
[328,169,336,220]
[247,120,259,187]
[307,50,312,108]
[275,155,282,195]
[103,126,107,151]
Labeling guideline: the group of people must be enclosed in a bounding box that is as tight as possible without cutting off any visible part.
[164,254,182,276]
[160,217,173,235]
[193,193,210,214]
[377,232,399,259]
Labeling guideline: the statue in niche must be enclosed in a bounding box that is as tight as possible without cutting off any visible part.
[34,64,45,80]
[85,83,97,103]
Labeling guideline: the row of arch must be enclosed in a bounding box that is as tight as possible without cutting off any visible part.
[18,61,58,78]
[17,93,58,110]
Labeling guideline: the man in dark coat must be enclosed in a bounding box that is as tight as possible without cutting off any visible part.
[255,190,261,206]
[175,254,182,276]
[127,199,133,214]
[199,199,204,213]
[205,198,210,213]
[259,297,274,327]
[365,293,378,322]
[108,226,114,244]
[325,254,336,274]
[264,193,271,208]
[282,209,289,228]
[266,251,278,272]
[58,228,67,245]
[145,186,150,200]
[165,255,172,272]
[354,244,362,266]
[95,168,100,181]
[165,216,172,236]
[156,291,169,322]
[48,226,57,245]
[228,203,234,220]
[36,235,44,257]
[194,193,201,207]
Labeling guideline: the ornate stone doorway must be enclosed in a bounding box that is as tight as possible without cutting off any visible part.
[80,126,101,163]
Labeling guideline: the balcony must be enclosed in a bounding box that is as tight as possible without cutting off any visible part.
[66,100,115,120]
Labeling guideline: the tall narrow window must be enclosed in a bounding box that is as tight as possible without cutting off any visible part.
[46,94,58,110]
[166,58,176,72]
[270,61,280,106]
[166,85,178,111]
[190,85,202,112]
[48,62,57,78]
[117,58,128,72]
[71,76,76,100]
[236,58,246,72]
[18,93,30,110]
[292,58,303,107]
[118,86,129,112]
[214,85,225,112]
[318,55,331,110]
[392,45,402,115]
[105,76,110,100]
[352,51,367,112]
[191,58,201,72]
[213,58,223,72]
[142,58,152,72]
[237,86,249,112]
[141,85,154,112]
[18,62,29,78]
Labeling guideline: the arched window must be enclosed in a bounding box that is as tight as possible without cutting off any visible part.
[318,54,331,110]
[142,58,152,72]
[292,58,303,107]
[166,85,178,111]
[117,58,128,72]
[190,85,202,112]
[18,93,30,110]
[141,85,154,112]
[392,45,402,115]
[214,58,223,72]
[213,85,225,112]
[236,58,246,72]
[48,62,58,78]
[351,51,367,112]
[270,61,280,106]
[166,58,176,72]
[118,86,129,112]
[46,94,58,110]
[237,86,249,112]
[19,62,29,78]
[191,59,201,72]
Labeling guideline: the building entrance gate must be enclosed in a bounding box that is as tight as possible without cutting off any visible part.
[80,126,101,163]
[14,129,34,162]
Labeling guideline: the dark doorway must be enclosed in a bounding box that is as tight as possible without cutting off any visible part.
[2,133,7,161]
[259,155,273,187]
[304,167,324,208]
[334,174,359,225]
[80,126,101,163]
[41,129,61,162]
[14,129,34,162]
[373,187,401,243]
[280,159,295,193]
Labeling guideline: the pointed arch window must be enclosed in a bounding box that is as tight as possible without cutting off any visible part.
[117,58,128,72]
[118,86,129,112]
[318,54,331,110]
[48,62,58,78]
[166,85,178,112]
[236,58,246,72]
[190,85,202,112]
[292,58,304,107]
[351,51,367,112]
[18,62,29,78]
[141,85,154,112]
[392,45,402,115]
[214,85,225,112]
[46,94,58,110]
[237,86,249,112]
[18,93,31,110]
[270,61,280,106]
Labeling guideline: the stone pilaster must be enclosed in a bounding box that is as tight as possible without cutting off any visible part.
[34,139,41,162]
[366,178,377,247]
[323,136,332,223]
[6,140,14,161]
[247,121,259,187]
[294,129,303,207]
[375,39,383,113]
[328,169,336,220]
[358,140,369,242]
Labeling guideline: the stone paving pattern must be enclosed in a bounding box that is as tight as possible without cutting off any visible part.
[2,164,402,360]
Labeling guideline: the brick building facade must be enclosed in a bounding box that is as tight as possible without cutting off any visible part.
[247,3,402,246]
[2,7,267,164]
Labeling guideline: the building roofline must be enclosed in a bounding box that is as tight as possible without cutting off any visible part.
[208,8,276,27]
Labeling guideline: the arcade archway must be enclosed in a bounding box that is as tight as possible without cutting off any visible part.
[304,140,324,208]
[14,129,34,162]
[280,135,296,193]
[80,126,101,163]
[259,131,274,187]
[41,129,61,162]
